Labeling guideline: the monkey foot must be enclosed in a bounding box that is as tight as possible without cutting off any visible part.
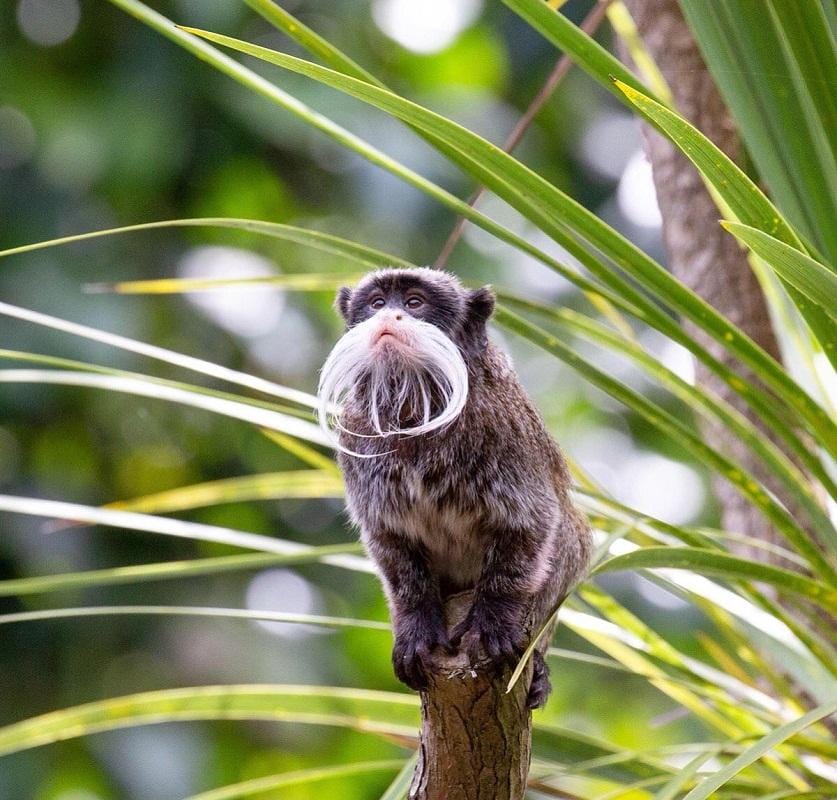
[526,650,551,709]
[392,612,453,690]
[450,597,528,665]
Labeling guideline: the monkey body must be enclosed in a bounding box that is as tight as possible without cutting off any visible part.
[321,268,591,707]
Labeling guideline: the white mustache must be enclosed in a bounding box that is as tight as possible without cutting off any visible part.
[317,313,469,456]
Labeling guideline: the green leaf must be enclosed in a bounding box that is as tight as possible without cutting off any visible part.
[88,272,364,295]
[0,494,371,573]
[182,761,406,800]
[0,685,419,756]
[0,605,389,631]
[377,754,418,800]
[0,217,409,268]
[721,222,837,320]
[181,25,837,455]
[0,549,362,598]
[682,699,837,800]
[678,1,837,264]
[613,78,837,371]
[0,300,319,409]
[594,548,837,612]
[259,429,339,473]
[0,369,327,445]
[0,348,313,423]
[101,470,344,515]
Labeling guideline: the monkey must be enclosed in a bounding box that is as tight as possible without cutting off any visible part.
[318,267,592,708]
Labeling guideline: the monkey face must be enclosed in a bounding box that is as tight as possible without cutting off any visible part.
[336,268,495,348]
[318,268,494,453]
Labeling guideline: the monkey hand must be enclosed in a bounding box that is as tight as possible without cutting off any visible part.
[391,608,452,690]
[451,594,528,667]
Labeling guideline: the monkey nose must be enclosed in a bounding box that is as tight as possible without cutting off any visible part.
[395,313,403,321]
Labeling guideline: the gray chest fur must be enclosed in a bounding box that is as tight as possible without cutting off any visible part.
[343,454,489,590]
[391,467,487,589]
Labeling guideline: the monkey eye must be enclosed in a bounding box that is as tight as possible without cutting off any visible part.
[369,297,385,310]
[405,296,424,310]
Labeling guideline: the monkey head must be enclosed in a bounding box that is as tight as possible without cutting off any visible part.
[317,267,495,451]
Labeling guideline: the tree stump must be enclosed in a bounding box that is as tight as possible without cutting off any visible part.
[409,592,535,800]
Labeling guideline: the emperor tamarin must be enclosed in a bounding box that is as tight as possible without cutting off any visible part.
[318,268,591,708]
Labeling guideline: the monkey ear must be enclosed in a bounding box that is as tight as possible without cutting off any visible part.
[335,286,352,322]
[467,286,495,323]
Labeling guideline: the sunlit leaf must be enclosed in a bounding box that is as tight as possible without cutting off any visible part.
[182,760,406,800]
[0,605,389,631]
[0,217,408,268]
[721,222,837,320]
[0,549,362,598]
[89,272,363,295]
[103,470,344,515]
[613,78,837,372]
[594,548,837,612]
[0,685,420,756]
[682,700,837,800]
[0,370,327,445]
[0,300,319,409]
[0,494,371,572]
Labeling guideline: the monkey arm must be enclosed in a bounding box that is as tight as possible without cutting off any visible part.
[451,526,544,663]
[366,528,450,690]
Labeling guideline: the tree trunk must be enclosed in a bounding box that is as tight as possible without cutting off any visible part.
[619,0,792,561]
[410,592,534,800]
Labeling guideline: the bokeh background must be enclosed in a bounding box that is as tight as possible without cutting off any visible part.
[1,1,718,797]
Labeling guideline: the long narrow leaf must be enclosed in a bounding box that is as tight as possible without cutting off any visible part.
[594,548,837,612]
[678,1,837,263]
[0,217,408,268]
[722,222,837,320]
[0,349,312,420]
[613,79,837,372]
[0,685,420,756]
[102,470,344,515]
[182,761,406,800]
[682,700,837,800]
[91,272,362,295]
[0,494,371,572]
[0,549,362,598]
[495,308,836,583]
[0,370,326,444]
[0,606,389,631]
[0,300,318,409]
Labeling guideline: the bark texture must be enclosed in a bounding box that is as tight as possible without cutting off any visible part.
[620,0,791,559]
[410,592,534,800]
